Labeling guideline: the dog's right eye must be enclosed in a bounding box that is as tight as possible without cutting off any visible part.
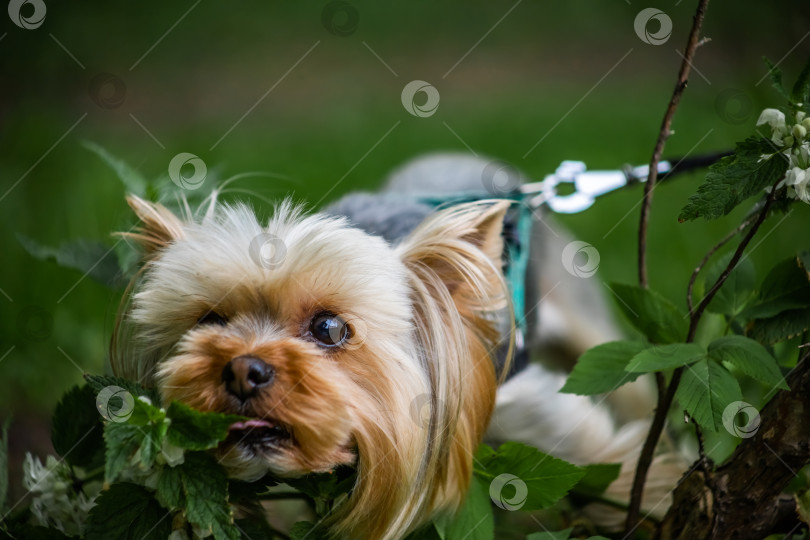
[197,311,227,326]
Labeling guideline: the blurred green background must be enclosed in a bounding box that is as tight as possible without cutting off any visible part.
[2,0,810,495]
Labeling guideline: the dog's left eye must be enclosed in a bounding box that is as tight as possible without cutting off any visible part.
[197,311,227,326]
[309,312,350,347]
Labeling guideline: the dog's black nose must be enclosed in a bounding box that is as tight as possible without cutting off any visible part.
[222,356,274,400]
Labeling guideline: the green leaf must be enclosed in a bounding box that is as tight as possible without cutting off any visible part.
[156,465,185,509]
[571,463,622,496]
[526,530,572,540]
[17,234,123,289]
[50,385,104,469]
[83,141,149,197]
[289,521,318,540]
[708,335,788,390]
[764,57,790,101]
[626,343,705,373]
[742,258,810,319]
[798,250,810,280]
[104,422,143,483]
[284,465,356,514]
[436,475,493,540]
[85,483,172,540]
[676,359,742,432]
[679,137,788,221]
[560,341,648,395]
[0,418,9,513]
[166,401,246,451]
[608,284,686,344]
[704,253,756,316]
[474,442,584,511]
[172,452,240,540]
[749,308,810,345]
[791,55,810,104]
[84,373,160,404]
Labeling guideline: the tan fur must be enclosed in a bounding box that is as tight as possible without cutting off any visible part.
[114,196,511,539]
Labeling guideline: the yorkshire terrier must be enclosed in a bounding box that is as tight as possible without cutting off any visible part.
[113,153,683,539]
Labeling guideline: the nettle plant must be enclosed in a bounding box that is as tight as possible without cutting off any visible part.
[2,57,810,540]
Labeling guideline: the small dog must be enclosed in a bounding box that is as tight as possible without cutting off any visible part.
[113,154,682,538]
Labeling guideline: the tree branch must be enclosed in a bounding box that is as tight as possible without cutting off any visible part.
[626,185,779,532]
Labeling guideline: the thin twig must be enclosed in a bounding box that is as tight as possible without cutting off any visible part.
[628,0,712,531]
[625,182,779,533]
[686,213,758,313]
[638,0,711,287]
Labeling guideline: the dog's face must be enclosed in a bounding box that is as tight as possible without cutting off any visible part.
[115,195,510,539]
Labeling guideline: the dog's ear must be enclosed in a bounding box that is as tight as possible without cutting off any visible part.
[120,195,185,256]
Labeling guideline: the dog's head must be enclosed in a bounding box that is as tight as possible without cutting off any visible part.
[113,194,511,538]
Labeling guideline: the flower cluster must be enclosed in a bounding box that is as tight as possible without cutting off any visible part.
[757,108,810,203]
[22,453,100,537]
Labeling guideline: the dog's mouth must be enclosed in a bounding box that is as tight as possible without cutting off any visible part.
[225,418,293,449]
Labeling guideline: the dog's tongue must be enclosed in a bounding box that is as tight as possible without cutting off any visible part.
[229,419,274,431]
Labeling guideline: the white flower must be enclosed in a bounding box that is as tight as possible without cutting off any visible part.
[757,108,786,129]
[23,453,97,536]
[160,437,185,467]
[786,166,810,203]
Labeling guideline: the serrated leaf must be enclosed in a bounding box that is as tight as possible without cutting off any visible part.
[174,452,240,540]
[166,401,246,451]
[749,308,810,345]
[104,422,143,483]
[764,57,791,101]
[742,258,810,319]
[708,335,788,390]
[284,465,356,508]
[679,137,788,221]
[85,483,172,540]
[83,141,149,197]
[609,284,686,344]
[571,463,622,496]
[436,475,493,540]
[704,253,756,316]
[526,530,573,540]
[792,55,810,104]
[17,234,123,289]
[84,374,160,404]
[561,341,648,395]
[156,465,185,509]
[51,385,104,469]
[474,442,585,511]
[0,418,9,513]
[626,343,705,373]
[676,359,742,432]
